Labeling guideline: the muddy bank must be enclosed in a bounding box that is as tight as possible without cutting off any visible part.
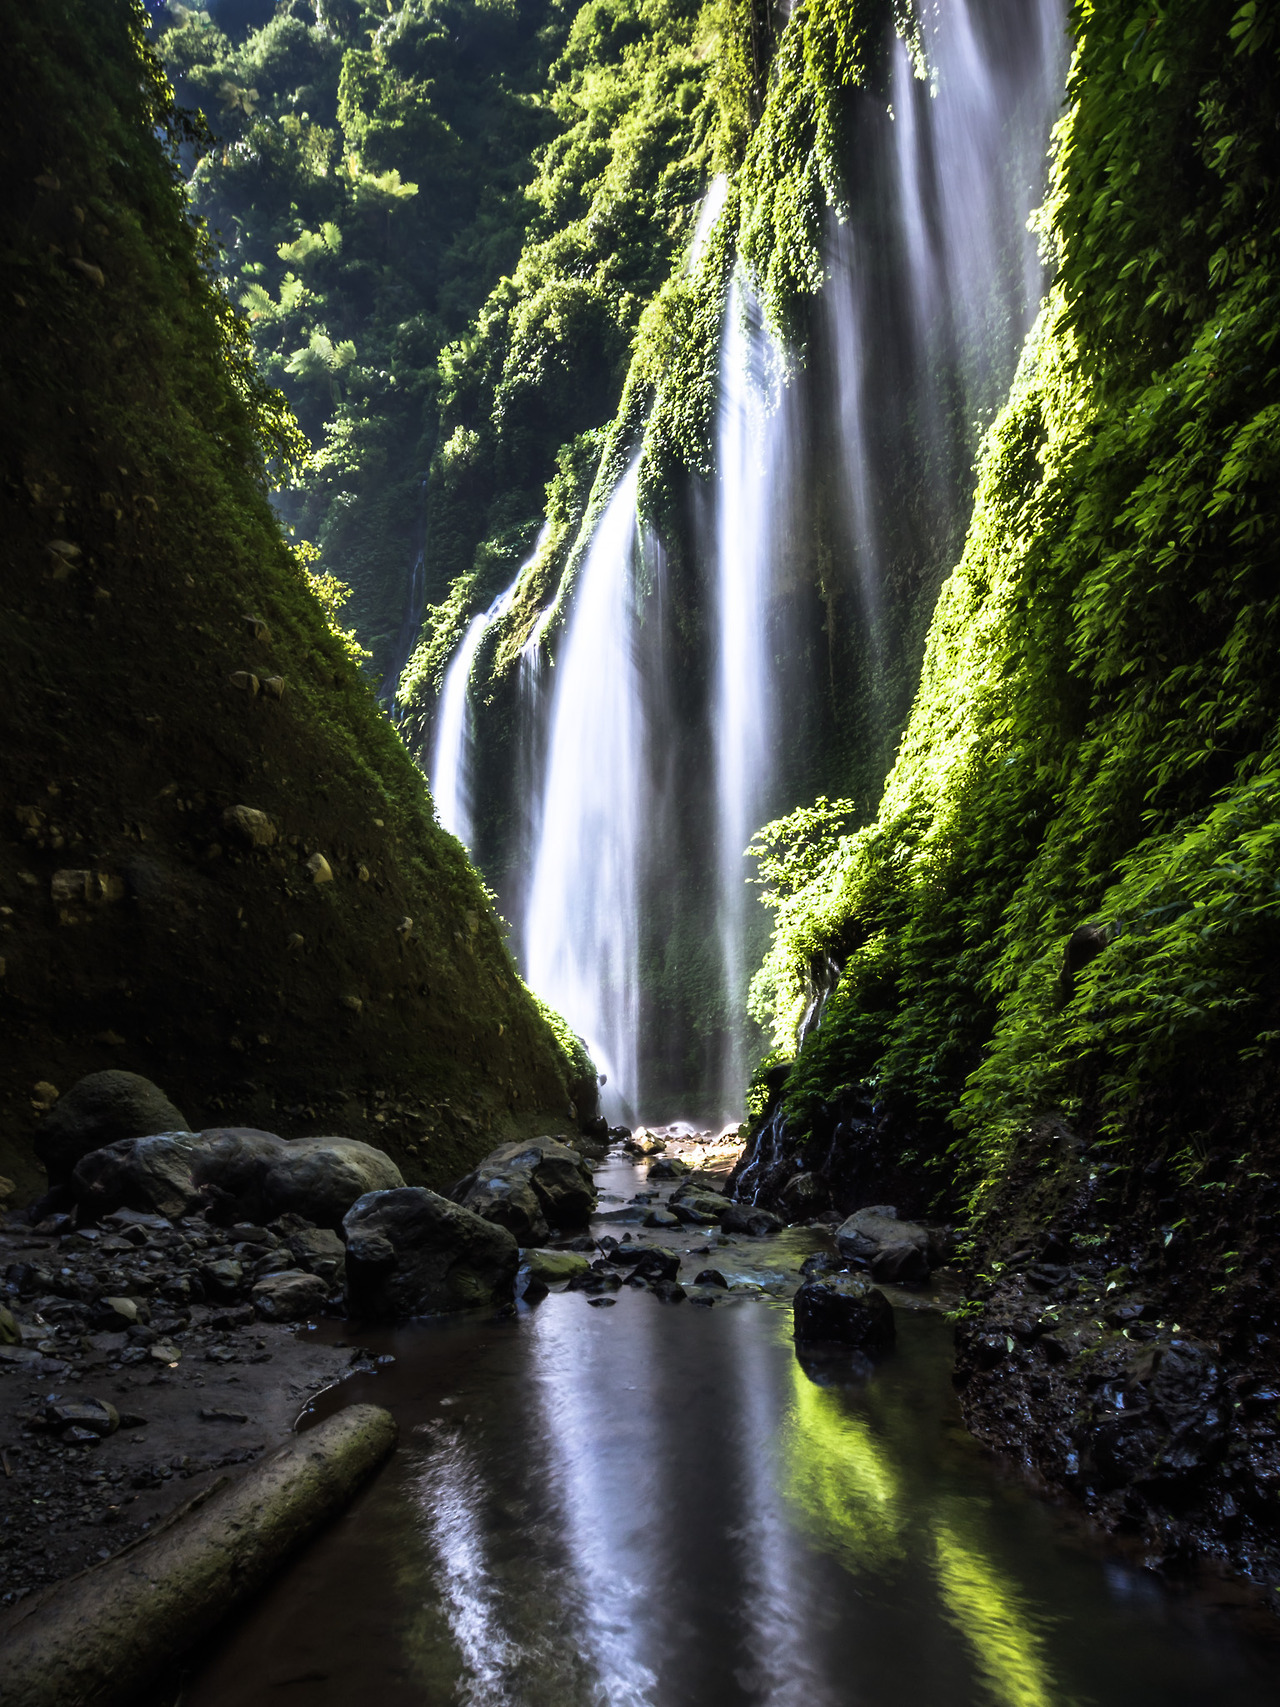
[0,1210,369,1607]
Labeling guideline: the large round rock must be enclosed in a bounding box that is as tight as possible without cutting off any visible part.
[71,1128,403,1228]
[793,1273,895,1354]
[35,1072,190,1184]
[451,1139,596,1244]
[343,1187,518,1318]
[835,1206,931,1283]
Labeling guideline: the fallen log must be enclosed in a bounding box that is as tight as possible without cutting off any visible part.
[0,1402,397,1707]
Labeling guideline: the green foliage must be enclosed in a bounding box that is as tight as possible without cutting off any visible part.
[756,0,1280,1208]
[398,0,728,722]
[1,0,589,1133]
[158,0,572,672]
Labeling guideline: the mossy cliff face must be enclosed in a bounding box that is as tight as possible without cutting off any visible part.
[0,0,589,1201]
[743,0,1280,1579]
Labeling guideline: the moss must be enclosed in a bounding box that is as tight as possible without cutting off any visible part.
[753,0,1280,1210]
[0,0,588,1191]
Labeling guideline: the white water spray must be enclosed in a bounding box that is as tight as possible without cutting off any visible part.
[525,462,645,1117]
[713,276,788,1102]
[431,533,546,848]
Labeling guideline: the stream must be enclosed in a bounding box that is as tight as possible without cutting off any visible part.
[184,1149,1280,1707]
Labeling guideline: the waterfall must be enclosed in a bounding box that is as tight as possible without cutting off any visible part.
[431,575,524,848]
[455,3,1066,1119]
[525,462,645,1119]
[713,277,789,1103]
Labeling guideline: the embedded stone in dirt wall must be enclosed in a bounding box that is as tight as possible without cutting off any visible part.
[34,1070,190,1184]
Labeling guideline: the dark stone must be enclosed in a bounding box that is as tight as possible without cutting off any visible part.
[451,1139,596,1244]
[609,1243,678,1282]
[692,1269,728,1288]
[835,1206,931,1283]
[47,1398,119,1437]
[780,1171,830,1219]
[71,1129,403,1228]
[251,1269,329,1322]
[799,1251,842,1280]
[669,1192,732,1226]
[1059,921,1111,999]
[793,1273,895,1355]
[34,1071,189,1185]
[721,1204,782,1238]
[343,1187,518,1318]
[647,1156,689,1180]
[643,1207,680,1229]
[652,1279,686,1303]
[198,1258,246,1300]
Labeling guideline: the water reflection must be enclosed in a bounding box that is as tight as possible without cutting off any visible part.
[933,1516,1060,1707]
[185,1295,1280,1707]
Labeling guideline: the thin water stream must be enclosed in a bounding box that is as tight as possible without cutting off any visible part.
[185,1150,1280,1707]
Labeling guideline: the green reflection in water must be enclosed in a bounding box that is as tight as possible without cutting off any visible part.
[934,1518,1066,1707]
[782,1353,907,1574]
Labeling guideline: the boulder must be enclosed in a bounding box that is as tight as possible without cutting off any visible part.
[835,1206,931,1283]
[251,1270,329,1322]
[668,1189,733,1226]
[647,1156,688,1180]
[780,1171,830,1219]
[286,1226,346,1285]
[609,1243,679,1282]
[70,1128,403,1229]
[452,1139,596,1243]
[721,1204,782,1237]
[793,1274,895,1354]
[343,1188,518,1318]
[34,1072,189,1184]
[518,1248,591,1288]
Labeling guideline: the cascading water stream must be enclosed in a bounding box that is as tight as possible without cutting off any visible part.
[525,462,645,1119]
[431,529,547,849]
[713,277,789,1105]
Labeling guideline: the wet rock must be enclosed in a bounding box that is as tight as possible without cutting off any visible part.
[652,1279,686,1303]
[668,1189,733,1226]
[799,1251,843,1281]
[519,1249,591,1288]
[835,1205,931,1283]
[452,1139,596,1244]
[47,1398,119,1438]
[199,1259,246,1301]
[568,1269,622,1293]
[780,1171,830,1219]
[643,1207,681,1229]
[251,1269,329,1322]
[793,1273,896,1354]
[34,1071,190,1185]
[646,1156,688,1180]
[72,1128,403,1229]
[721,1204,782,1238]
[0,1305,19,1345]
[610,1243,679,1283]
[286,1226,346,1285]
[343,1188,518,1318]
[692,1269,728,1288]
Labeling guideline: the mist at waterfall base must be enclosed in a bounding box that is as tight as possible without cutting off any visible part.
[428,0,1068,1124]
